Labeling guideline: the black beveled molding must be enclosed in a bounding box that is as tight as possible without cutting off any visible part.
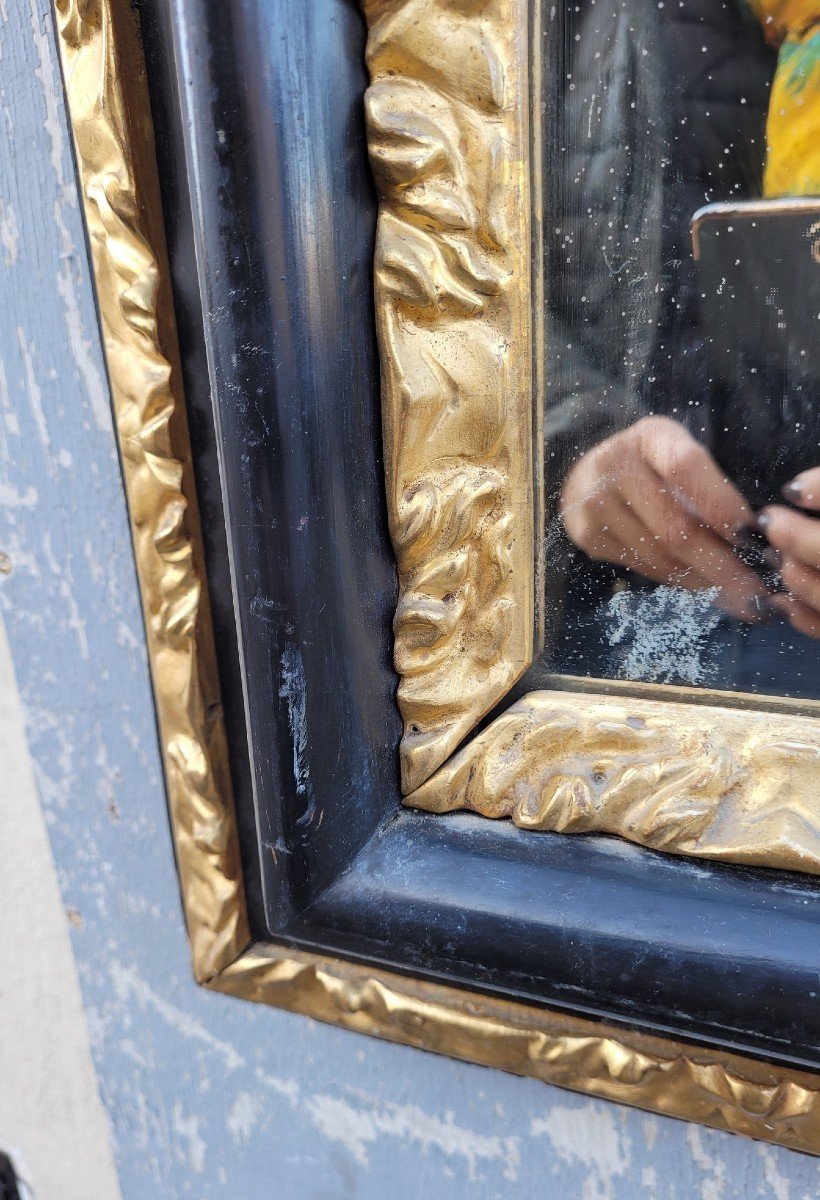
[137,0,820,1071]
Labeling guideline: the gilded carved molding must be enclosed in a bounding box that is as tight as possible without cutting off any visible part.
[408,690,820,873]
[56,0,820,1157]
[362,0,536,793]
[363,2,820,875]
[214,941,820,1157]
[54,0,249,980]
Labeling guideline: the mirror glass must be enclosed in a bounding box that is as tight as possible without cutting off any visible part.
[540,0,820,698]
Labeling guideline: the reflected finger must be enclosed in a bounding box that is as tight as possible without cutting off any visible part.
[782,467,820,513]
[759,506,820,571]
[602,498,765,619]
[636,417,752,537]
[619,464,767,617]
[779,556,820,615]
[769,593,820,640]
[596,501,714,586]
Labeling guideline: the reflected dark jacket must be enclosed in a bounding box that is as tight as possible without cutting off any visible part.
[545,0,776,507]
[541,0,796,640]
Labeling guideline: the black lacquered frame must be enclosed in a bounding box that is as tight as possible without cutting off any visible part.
[136,0,820,1076]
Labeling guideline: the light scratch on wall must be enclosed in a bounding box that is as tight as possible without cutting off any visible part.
[0,196,19,263]
[172,1103,206,1174]
[28,0,110,433]
[226,1092,262,1147]
[531,1104,631,1200]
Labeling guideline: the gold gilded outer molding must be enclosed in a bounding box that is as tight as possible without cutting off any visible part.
[54,0,249,980]
[362,0,536,793]
[56,0,820,1157]
[408,690,820,874]
[213,941,820,1157]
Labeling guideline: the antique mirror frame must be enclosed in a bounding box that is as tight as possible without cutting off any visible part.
[55,0,820,1155]
[364,0,820,876]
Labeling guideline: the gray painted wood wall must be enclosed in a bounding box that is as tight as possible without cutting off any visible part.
[0,0,817,1194]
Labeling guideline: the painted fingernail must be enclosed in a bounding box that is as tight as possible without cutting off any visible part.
[781,481,802,504]
[755,512,771,533]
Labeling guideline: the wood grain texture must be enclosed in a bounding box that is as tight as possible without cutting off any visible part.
[362,0,536,793]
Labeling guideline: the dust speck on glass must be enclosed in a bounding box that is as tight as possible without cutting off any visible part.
[540,0,820,698]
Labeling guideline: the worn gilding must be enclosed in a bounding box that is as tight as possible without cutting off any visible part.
[54,0,249,980]
[408,690,820,872]
[57,0,820,1156]
[214,942,820,1157]
[362,0,536,793]
[363,0,820,875]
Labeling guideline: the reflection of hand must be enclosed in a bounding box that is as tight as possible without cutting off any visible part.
[560,415,767,620]
[761,468,820,638]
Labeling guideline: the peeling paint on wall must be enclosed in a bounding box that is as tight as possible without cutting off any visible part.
[305,1094,521,1181]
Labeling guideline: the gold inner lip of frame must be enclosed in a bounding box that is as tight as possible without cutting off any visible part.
[363,0,820,877]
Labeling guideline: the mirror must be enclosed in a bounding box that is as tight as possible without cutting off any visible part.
[540,0,820,698]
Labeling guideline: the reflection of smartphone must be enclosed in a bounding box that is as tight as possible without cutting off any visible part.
[692,198,820,376]
[691,198,820,512]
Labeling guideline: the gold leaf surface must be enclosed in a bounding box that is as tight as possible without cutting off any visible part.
[409,690,820,873]
[362,0,535,792]
[55,0,249,979]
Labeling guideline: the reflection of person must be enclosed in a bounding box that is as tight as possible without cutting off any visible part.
[745,3,820,640]
[560,419,820,637]
[560,416,766,623]
[761,471,820,638]
[545,0,820,690]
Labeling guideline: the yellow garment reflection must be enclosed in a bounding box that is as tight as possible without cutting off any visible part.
[746,0,820,194]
